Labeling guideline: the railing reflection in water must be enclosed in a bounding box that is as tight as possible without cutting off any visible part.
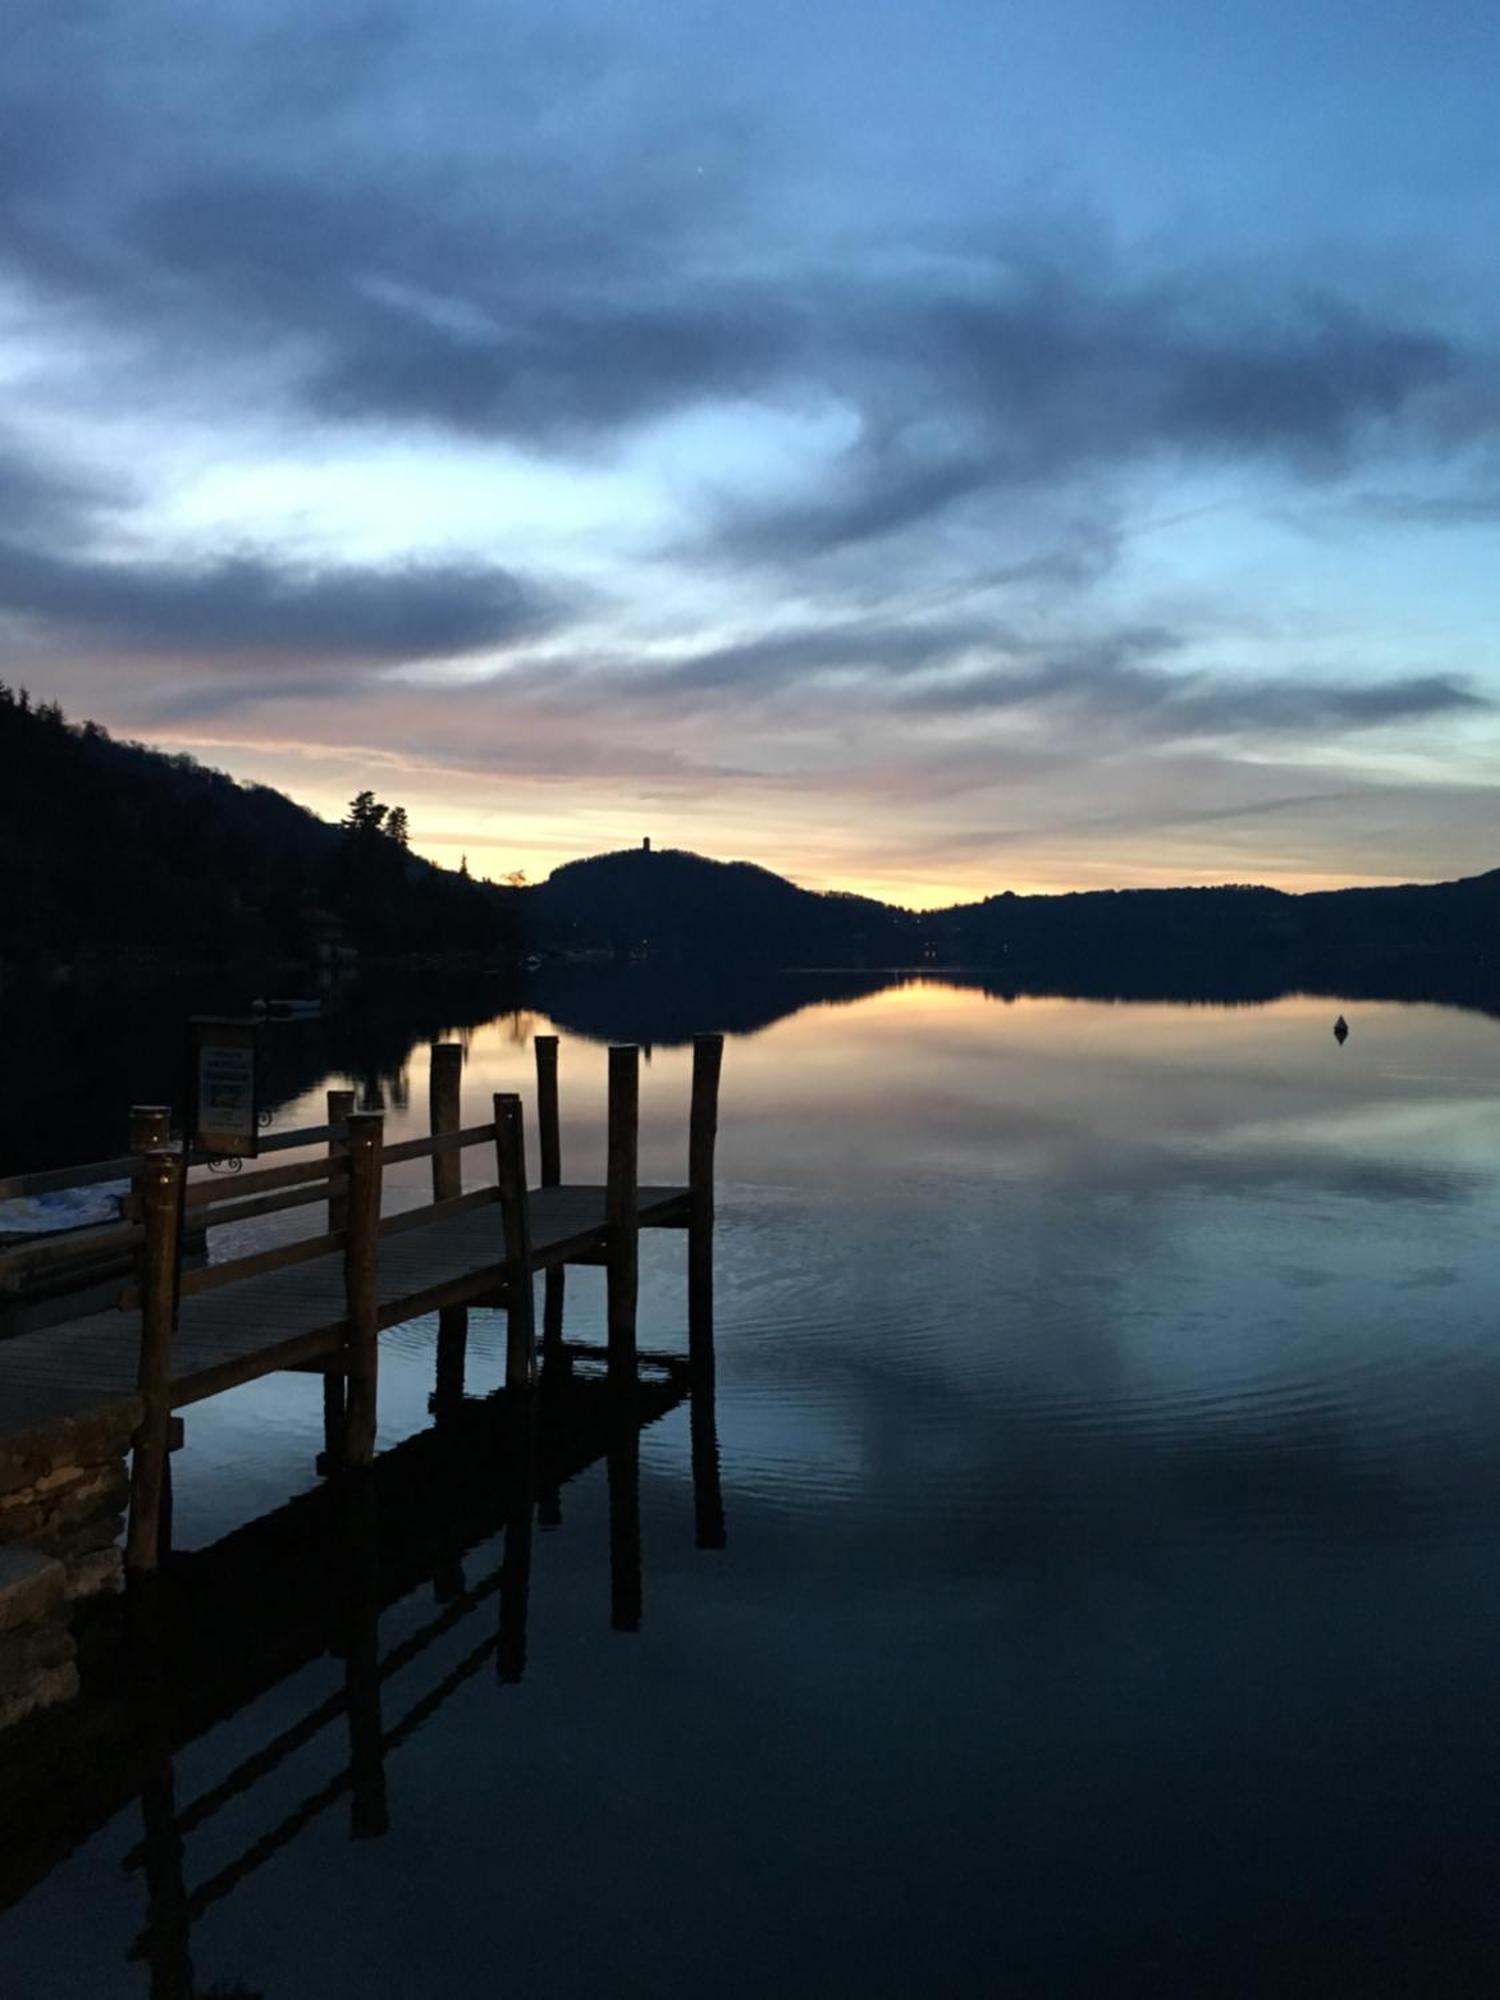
[0,1279,726,2000]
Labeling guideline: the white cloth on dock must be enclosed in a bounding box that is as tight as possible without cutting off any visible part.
[0,1181,126,1237]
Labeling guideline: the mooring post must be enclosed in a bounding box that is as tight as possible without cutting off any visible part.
[342,1112,385,1467]
[688,1034,724,1361]
[606,1045,640,1385]
[535,1034,561,1188]
[126,1148,184,1575]
[430,1042,469,1414]
[319,1087,356,1471]
[130,1104,172,1160]
[535,1033,567,1378]
[127,1108,176,1555]
[494,1093,535,1391]
[429,1041,464,1202]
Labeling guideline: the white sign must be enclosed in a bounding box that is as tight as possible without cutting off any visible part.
[194,1030,259,1154]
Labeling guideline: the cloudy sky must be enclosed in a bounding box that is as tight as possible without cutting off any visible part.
[2,1,1497,904]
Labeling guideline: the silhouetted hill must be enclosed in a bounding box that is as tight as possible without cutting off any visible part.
[532,845,912,966]
[530,844,1499,995]
[0,689,516,975]
[3,689,1495,1001]
[929,871,1500,989]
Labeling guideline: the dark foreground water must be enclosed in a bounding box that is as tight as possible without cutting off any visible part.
[4,976,1500,1996]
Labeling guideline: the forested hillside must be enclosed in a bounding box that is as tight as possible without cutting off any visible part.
[0,689,515,972]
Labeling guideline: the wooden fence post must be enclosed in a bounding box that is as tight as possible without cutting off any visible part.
[535,1035,561,1188]
[130,1105,172,1159]
[319,1088,355,1471]
[606,1045,640,1385]
[342,1112,384,1467]
[430,1043,469,1414]
[688,1034,723,1360]
[535,1031,566,1386]
[429,1042,463,1202]
[494,1093,535,1391]
[126,1149,184,1574]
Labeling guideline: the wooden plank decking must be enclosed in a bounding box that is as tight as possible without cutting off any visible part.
[0,1183,689,1451]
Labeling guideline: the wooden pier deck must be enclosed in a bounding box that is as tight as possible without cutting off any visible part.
[0,1031,725,1582]
[0,1183,689,1446]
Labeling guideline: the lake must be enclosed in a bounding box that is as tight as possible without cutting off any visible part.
[4,974,1500,1995]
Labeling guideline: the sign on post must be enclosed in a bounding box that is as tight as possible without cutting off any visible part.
[190,1017,261,1159]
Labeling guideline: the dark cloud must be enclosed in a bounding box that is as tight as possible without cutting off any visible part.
[897,641,1486,737]
[0,432,121,538]
[0,6,1478,536]
[0,537,546,662]
[704,280,1461,563]
[0,0,1494,856]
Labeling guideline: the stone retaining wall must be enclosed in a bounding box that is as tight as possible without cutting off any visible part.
[0,1404,140,1731]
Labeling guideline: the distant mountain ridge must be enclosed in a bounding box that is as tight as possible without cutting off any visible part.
[1,689,1493,991]
[531,843,1500,988]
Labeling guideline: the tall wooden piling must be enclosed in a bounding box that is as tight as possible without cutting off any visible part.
[429,1042,464,1202]
[688,1034,724,1360]
[128,1108,176,1560]
[429,1043,469,1414]
[129,1105,172,1159]
[126,1149,185,1575]
[494,1093,535,1391]
[535,1035,561,1188]
[342,1112,385,1467]
[606,1045,640,1384]
[536,1034,567,1380]
[322,1088,355,1469]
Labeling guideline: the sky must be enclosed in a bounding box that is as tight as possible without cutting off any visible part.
[1,0,1497,907]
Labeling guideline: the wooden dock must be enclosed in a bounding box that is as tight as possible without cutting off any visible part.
[0,1032,725,1580]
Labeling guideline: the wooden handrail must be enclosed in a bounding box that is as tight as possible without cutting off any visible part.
[380,1122,495,1169]
[183,1157,344,1209]
[378,1186,498,1239]
[194,1179,344,1233]
[0,1121,348,1204]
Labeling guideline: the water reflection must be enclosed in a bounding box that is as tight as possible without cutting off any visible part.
[7,954,1500,1175]
[5,981,1500,1994]
[0,1328,724,1995]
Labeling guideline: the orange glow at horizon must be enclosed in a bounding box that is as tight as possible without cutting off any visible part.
[148,727,1483,911]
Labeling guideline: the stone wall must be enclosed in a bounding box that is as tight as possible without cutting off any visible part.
[0,1406,139,1603]
[0,1403,139,1731]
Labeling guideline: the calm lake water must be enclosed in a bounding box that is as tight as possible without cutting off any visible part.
[5,976,1500,1995]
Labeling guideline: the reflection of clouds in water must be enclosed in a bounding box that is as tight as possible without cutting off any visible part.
[681,987,1500,1565]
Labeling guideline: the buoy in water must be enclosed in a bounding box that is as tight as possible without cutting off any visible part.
[1333,1014,1349,1045]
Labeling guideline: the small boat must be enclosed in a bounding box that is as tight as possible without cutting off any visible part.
[255,997,322,1021]
[1333,1014,1349,1045]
